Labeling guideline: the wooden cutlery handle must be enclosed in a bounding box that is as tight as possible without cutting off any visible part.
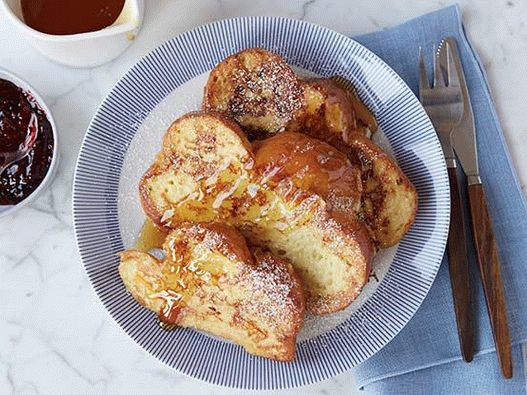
[468,183,512,378]
[446,167,474,363]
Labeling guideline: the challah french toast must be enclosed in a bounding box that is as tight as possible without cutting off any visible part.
[140,112,373,315]
[252,131,363,217]
[286,78,362,144]
[202,48,304,139]
[294,117,417,248]
[346,132,417,248]
[119,222,304,361]
[281,78,416,246]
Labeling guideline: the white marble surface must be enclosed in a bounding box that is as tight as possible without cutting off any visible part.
[1,1,526,394]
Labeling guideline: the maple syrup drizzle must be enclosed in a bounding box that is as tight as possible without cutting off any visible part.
[134,219,168,252]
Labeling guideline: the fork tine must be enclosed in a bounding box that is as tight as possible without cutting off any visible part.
[445,41,460,87]
[438,39,448,80]
[433,45,446,88]
[438,39,460,88]
[418,47,430,95]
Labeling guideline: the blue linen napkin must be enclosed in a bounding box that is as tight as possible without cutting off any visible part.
[350,5,527,394]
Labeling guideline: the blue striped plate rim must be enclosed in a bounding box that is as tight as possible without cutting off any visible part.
[73,17,449,390]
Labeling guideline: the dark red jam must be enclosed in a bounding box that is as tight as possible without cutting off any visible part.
[0,78,54,205]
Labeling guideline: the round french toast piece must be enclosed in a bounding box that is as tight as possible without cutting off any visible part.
[119,222,305,361]
[140,112,373,315]
[252,132,374,314]
[287,78,378,140]
[139,111,254,227]
[252,131,363,217]
[203,48,305,139]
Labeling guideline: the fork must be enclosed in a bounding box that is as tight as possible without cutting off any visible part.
[418,44,474,363]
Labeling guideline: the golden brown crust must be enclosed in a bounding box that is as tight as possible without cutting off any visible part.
[330,76,378,134]
[203,48,305,139]
[139,164,167,227]
[119,222,305,361]
[286,78,359,144]
[346,132,418,247]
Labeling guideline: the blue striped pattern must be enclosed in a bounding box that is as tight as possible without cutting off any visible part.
[73,17,449,389]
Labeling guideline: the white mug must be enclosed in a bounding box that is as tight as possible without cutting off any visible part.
[1,0,144,68]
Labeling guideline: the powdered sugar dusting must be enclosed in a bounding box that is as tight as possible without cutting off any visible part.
[210,50,304,135]
[239,249,301,327]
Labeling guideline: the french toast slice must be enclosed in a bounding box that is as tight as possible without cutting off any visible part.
[253,131,416,248]
[202,48,304,139]
[140,112,373,315]
[345,132,417,248]
[119,222,305,361]
[252,131,363,216]
[286,78,361,144]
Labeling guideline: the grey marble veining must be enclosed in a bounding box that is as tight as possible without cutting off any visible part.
[0,1,525,393]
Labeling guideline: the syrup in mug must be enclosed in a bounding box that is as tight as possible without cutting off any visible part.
[21,0,125,35]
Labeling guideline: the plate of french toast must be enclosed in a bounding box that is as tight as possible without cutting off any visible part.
[73,18,450,389]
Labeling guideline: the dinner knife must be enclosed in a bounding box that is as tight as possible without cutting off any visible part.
[439,37,512,379]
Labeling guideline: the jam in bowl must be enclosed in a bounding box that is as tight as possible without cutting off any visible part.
[0,68,57,217]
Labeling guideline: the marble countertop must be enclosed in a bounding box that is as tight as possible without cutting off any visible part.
[1,1,525,394]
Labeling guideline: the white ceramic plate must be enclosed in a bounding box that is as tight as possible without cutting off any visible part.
[73,17,449,390]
